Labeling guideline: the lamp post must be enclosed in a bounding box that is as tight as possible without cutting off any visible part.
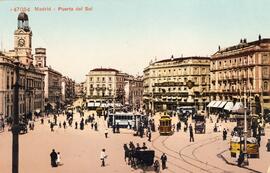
[12,58,20,173]
[243,82,249,165]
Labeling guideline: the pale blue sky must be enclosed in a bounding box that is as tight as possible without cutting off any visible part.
[0,0,270,82]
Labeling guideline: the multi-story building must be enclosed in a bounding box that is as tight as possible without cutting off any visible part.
[85,68,125,104]
[210,37,270,113]
[61,76,75,105]
[124,75,143,110]
[0,12,45,119]
[75,82,85,98]
[143,56,210,112]
[34,48,62,110]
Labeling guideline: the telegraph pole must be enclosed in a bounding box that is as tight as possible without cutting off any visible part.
[12,59,20,173]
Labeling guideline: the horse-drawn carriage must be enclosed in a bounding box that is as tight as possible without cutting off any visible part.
[124,145,159,172]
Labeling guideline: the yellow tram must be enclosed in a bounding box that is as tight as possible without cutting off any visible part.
[159,115,172,135]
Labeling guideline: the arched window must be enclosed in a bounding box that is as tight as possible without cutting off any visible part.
[263,81,268,91]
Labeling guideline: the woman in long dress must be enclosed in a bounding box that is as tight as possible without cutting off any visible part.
[56,152,61,166]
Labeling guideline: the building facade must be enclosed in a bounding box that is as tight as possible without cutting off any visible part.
[61,76,75,105]
[0,12,45,119]
[124,75,143,110]
[75,82,85,98]
[210,37,270,113]
[143,56,210,112]
[34,47,62,110]
[85,68,125,104]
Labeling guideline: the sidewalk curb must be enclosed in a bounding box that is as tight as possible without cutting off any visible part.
[217,149,262,173]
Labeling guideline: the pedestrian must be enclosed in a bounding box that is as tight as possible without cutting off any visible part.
[56,152,61,166]
[59,122,61,128]
[154,160,160,172]
[41,118,44,124]
[123,144,129,162]
[223,128,227,140]
[80,119,84,130]
[112,124,115,133]
[50,122,54,132]
[141,142,147,150]
[237,151,244,167]
[63,121,66,129]
[2,121,5,131]
[189,124,194,142]
[50,149,58,167]
[148,131,152,142]
[100,149,107,167]
[94,122,98,131]
[266,139,270,152]
[116,123,120,133]
[105,128,108,138]
[75,122,78,129]
[257,135,261,147]
[160,153,167,170]
[91,122,94,129]
[136,143,141,151]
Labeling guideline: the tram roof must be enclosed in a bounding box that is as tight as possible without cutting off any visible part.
[109,112,144,116]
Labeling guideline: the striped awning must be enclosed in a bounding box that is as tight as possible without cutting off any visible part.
[224,102,234,111]
[231,102,244,111]
[212,101,222,108]
[207,101,216,107]
[218,101,227,108]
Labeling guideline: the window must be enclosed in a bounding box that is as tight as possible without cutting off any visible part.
[109,77,112,81]
[264,81,268,91]
[97,77,100,81]
[262,67,269,78]
[102,77,105,82]
[262,54,269,64]
[202,68,206,74]
[202,76,206,83]
[193,77,197,83]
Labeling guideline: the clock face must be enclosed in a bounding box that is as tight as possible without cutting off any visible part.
[18,38,25,47]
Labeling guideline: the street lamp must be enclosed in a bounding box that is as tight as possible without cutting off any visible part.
[12,58,20,173]
[243,82,249,165]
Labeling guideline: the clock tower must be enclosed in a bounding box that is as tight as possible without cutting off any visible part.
[14,12,33,65]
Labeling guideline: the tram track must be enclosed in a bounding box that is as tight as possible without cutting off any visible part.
[176,136,230,173]
[152,132,232,173]
[151,134,193,173]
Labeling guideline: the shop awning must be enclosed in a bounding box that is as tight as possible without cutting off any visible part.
[212,101,222,108]
[207,101,216,107]
[100,103,107,108]
[231,102,244,112]
[94,102,101,107]
[217,101,227,108]
[87,102,95,107]
[224,102,234,111]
